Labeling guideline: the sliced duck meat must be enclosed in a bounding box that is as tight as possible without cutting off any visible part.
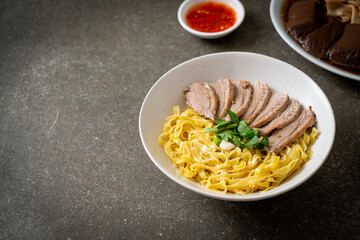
[259,100,302,136]
[225,80,253,121]
[241,81,271,124]
[268,107,316,153]
[285,0,325,44]
[302,17,343,59]
[327,24,360,69]
[184,82,218,121]
[210,78,234,119]
[250,92,289,128]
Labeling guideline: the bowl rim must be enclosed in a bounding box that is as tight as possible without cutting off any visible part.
[269,0,360,81]
[177,0,245,39]
[139,51,335,201]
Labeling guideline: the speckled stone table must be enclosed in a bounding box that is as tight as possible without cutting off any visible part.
[1,0,359,239]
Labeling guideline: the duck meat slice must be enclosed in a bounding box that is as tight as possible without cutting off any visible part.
[184,82,218,121]
[241,81,271,124]
[268,107,316,153]
[250,92,289,128]
[259,100,302,136]
[210,78,234,119]
[225,80,253,121]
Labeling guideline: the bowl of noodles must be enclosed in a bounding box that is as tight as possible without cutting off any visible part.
[139,52,335,201]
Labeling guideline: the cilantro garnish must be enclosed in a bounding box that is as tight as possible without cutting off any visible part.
[204,110,269,150]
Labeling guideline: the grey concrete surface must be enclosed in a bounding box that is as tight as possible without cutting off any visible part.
[1,0,359,239]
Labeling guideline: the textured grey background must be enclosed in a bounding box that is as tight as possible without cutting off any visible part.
[1,0,359,239]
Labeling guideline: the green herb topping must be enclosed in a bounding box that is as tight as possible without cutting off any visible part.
[205,109,269,150]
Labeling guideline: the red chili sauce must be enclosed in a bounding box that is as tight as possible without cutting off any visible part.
[186,1,236,33]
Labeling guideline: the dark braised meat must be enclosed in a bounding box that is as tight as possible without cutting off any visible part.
[285,0,325,44]
[284,0,360,71]
[303,17,344,59]
[328,24,360,69]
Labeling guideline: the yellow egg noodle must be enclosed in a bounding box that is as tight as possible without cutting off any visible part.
[158,106,319,195]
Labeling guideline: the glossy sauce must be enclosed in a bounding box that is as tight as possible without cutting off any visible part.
[186,1,236,33]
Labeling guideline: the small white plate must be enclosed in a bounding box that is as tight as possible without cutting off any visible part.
[139,52,335,201]
[270,0,360,81]
[178,0,245,39]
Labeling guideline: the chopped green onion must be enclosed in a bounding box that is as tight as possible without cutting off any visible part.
[213,135,222,146]
[205,109,269,150]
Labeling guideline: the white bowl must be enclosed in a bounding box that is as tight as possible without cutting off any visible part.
[178,0,245,39]
[270,0,360,81]
[139,52,335,201]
